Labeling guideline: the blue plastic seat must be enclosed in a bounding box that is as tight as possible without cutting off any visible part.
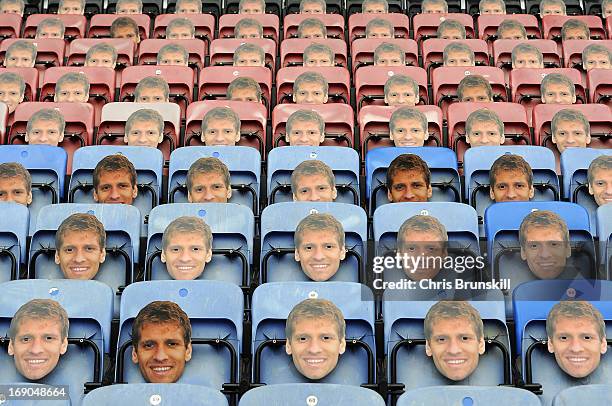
[0,279,113,405]
[267,146,360,206]
[239,383,385,406]
[83,383,228,406]
[0,145,67,234]
[513,280,612,406]
[115,281,243,395]
[597,205,612,278]
[0,203,28,282]
[168,146,261,215]
[68,146,163,235]
[145,203,254,289]
[365,147,461,214]
[553,385,612,406]
[251,282,376,386]
[383,290,512,393]
[560,148,612,236]
[397,386,541,405]
[29,203,141,317]
[259,202,367,283]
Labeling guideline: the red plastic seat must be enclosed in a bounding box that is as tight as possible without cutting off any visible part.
[280,38,347,67]
[198,66,272,110]
[98,102,181,161]
[532,104,612,151]
[0,39,65,71]
[184,100,267,153]
[283,14,345,40]
[23,14,87,40]
[348,13,410,43]
[87,14,151,40]
[153,14,215,53]
[39,66,116,125]
[350,38,419,76]
[272,103,354,149]
[413,13,475,43]
[477,14,541,42]
[561,39,612,69]
[542,15,606,41]
[137,38,206,72]
[587,68,612,106]
[492,39,562,75]
[422,38,490,76]
[119,65,195,118]
[357,105,443,154]
[354,65,428,112]
[275,66,351,105]
[66,39,135,68]
[218,14,279,44]
[0,67,39,106]
[447,102,531,164]
[431,66,507,118]
[209,38,276,70]
[0,14,22,41]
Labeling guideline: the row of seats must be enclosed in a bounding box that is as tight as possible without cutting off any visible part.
[1,278,611,405]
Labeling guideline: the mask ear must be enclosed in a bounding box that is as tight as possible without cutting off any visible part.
[123,135,129,145]
[226,187,232,199]
[8,340,14,356]
[26,191,32,205]
[55,250,61,265]
[478,337,485,355]
[586,134,592,145]
[319,132,325,144]
[601,336,608,354]
[131,347,139,364]
[528,185,535,199]
[339,338,346,354]
[323,94,328,103]
[185,343,192,361]
[132,185,138,199]
[547,337,555,353]
[520,246,527,261]
[58,133,64,143]
[294,248,300,262]
[160,249,167,264]
[340,245,346,260]
[60,336,68,355]
[425,340,432,357]
[285,339,292,355]
[331,187,337,200]
[489,186,496,201]
[205,248,212,263]
[99,247,106,264]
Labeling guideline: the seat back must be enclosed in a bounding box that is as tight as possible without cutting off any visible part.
[350,38,419,76]
[137,38,206,71]
[0,67,38,105]
[354,66,428,112]
[152,13,214,44]
[218,14,279,43]
[87,14,150,40]
[0,14,22,40]
[252,282,376,385]
[198,66,272,109]
[493,39,562,76]
[0,38,66,71]
[553,385,612,406]
[422,39,489,76]
[348,13,410,42]
[542,15,605,41]
[283,14,345,39]
[413,13,475,43]
[66,39,135,68]
[275,66,350,105]
[239,383,385,405]
[587,68,612,106]
[83,383,228,406]
[23,14,87,40]
[397,386,541,405]
[0,203,28,281]
[209,38,276,72]
[562,39,612,69]
[478,14,541,42]
[280,38,347,67]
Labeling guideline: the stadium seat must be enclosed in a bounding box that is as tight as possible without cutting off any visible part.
[553,385,612,406]
[87,14,151,40]
[168,146,261,215]
[0,38,66,70]
[532,104,612,151]
[562,39,612,69]
[354,66,428,111]
[446,102,530,164]
[45,0,103,15]
[218,14,279,43]
[39,66,116,125]
[28,203,140,316]
[597,205,612,277]
[271,103,354,149]
[465,144,559,208]
[284,0,343,15]
[239,383,385,405]
[138,38,207,71]
[513,279,612,405]
[525,0,583,15]
[68,145,162,234]
[105,0,160,14]
[0,145,66,233]
[383,292,512,392]
[542,15,606,41]
[66,39,135,69]
[492,39,562,77]
[145,203,254,287]
[83,383,228,406]
[587,68,612,106]
[0,203,28,281]
[365,147,461,213]
[0,279,113,403]
[209,38,276,71]
[397,386,540,405]
[347,0,404,15]
[119,65,195,117]
[198,66,272,109]
[266,146,360,205]
[224,0,282,20]
[348,13,410,43]
[98,102,181,161]
[422,39,490,77]
[184,100,267,153]
[23,14,86,40]
[164,0,221,15]
[259,202,367,283]
[280,38,347,67]
[283,14,345,39]
[115,280,243,395]
[251,281,376,385]
[350,38,419,76]
[485,202,596,314]
[406,0,461,14]
[0,67,38,107]
[0,13,22,40]
[431,66,507,118]
[413,13,475,43]
[478,15,541,42]
[275,66,350,105]
[357,105,443,153]
[152,14,215,46]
